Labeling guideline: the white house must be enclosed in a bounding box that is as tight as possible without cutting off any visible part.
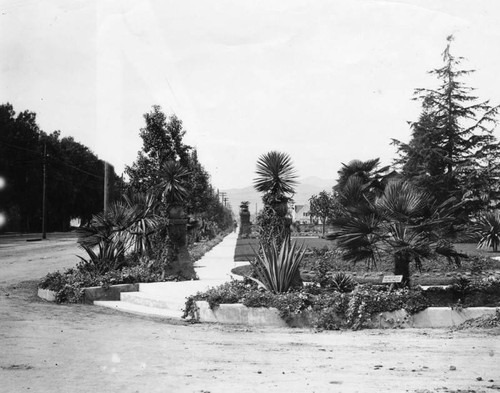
[292,204,313,224]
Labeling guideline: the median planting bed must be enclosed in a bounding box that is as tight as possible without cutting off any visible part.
[182,278,500,330]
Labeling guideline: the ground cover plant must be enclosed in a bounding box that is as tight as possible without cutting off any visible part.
[234,236,330,262]
[183,275,500,330]
[39,232,229,303]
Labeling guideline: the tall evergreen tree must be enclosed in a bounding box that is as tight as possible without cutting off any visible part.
[126,105,191,193]
[393,36,500,215]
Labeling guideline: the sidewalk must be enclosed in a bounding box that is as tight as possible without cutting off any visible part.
[94,231,245,319]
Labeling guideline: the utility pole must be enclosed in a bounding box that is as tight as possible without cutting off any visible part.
[220,191,227,206]
[41,142,47,240]
[104,161,110,214]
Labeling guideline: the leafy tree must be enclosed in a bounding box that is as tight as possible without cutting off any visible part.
[126,107,231,233]
[393,36,500,216]
[309,190,341,235]
[0,104,42,232]
[0,103,113,232]
[126,105,191,193]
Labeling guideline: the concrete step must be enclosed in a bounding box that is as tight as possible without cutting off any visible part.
[138,280,229,296]
[94,300,184,320]
[120,292,186,311]
[93,232,241,319]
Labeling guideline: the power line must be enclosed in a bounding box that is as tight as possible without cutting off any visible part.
[1,140,104,179]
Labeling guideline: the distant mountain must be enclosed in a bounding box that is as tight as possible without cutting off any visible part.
[222,177,335,220]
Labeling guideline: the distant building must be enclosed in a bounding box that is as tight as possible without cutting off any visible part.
[292,203,313,224]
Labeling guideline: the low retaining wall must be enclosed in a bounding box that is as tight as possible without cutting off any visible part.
[194,301,498,329]
[82,283,139,304]
[37,283,139,304]
[195,301,314,328]
[37,288,57,302]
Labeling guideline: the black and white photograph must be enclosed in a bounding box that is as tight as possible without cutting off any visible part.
[1,1,500,392]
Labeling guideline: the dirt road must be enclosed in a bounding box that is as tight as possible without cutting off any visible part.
[1,234,499,393]
[0,232,81,285]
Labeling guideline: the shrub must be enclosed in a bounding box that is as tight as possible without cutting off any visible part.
[182,281,431,330]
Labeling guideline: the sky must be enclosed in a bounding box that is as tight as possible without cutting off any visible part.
[1,0,500,190]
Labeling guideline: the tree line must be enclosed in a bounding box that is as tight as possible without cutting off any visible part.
[0,103,232,234]
[0,103,122,232]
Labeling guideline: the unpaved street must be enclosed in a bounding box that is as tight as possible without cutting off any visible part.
[0,233,81,286]
[1,234,499,393]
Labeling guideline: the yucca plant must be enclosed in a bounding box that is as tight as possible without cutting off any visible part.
[76,191,161,274]
[476,211,500,252]
[158,161,190,208]
[248,240,307,293]
[254,151,298,200]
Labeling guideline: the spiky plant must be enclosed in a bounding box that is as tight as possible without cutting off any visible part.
[329,272,357,293]
[159,161,190,205]
[476,211,500,252]
[248,240,307,293]
[254,151,298,202]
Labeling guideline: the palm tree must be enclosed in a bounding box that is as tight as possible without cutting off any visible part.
[330,180,463,286]
[253,151,298,247]
[253,151,301,287]
[255,151,298,195]
[334,158,391,206]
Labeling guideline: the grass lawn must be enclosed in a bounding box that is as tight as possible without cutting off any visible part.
[234,236,331,261]
[235,236,500,285]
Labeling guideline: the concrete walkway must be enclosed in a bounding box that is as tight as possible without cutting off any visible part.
[94,231,245,319]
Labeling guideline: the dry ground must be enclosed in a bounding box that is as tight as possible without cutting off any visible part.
[1,234,500,393]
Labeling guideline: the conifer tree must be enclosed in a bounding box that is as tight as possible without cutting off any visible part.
[393,36,500,215]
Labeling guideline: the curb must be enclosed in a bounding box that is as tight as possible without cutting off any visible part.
[194,301,499,329]
[37,283,139,303]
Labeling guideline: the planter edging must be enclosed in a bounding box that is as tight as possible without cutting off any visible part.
[37,283,139,303]
[194,301,499,329]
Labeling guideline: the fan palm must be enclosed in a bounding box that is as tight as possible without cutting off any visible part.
[335,158,390,198]
[330,180,463,286]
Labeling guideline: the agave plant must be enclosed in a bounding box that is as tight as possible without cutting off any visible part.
[476,211,500,252]
[248,240,307,293]
[329,272,357,293]
[77,240,126,275]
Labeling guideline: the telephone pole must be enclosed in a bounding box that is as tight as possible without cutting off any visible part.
[41,142,47,240]
[104,161,110,214]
